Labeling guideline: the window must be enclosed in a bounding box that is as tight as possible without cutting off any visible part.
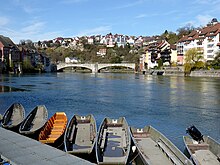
[207,50,213,53]
[197,42,202,45]
[207,55,214,58]
[207,44,214,48]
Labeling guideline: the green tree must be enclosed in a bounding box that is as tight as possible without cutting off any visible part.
[184,63,192,76]
[22,58,34,72]
[184,48,204,75]
[157,58,163,69]
[210,51,220,69]
[161,30,178,44]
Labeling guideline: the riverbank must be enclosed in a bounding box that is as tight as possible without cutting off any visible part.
[190,70,220,77]
[144,68,220,77]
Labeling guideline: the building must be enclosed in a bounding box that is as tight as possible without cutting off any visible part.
[126,36,135,46]
[140,39,177,70]
[177,18,220,64]
[170,44,178,65]
[0,35,21,73]
[157,40,171,65]
[97,48,107,57]
[115,34,126,47]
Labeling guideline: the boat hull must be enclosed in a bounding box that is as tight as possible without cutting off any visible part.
[19,105,48,139]
[183,136,220,165]
[64,114,97,158]
[39,112,68,149]
[1,103,25,132]
[96,117,131,165]
[130,126,193,165]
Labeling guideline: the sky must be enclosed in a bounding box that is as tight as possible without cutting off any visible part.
[0,0,220,44]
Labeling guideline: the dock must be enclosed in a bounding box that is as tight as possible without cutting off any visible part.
[0,127,94,165]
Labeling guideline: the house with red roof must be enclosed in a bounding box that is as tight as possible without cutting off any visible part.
[177,18,220,65]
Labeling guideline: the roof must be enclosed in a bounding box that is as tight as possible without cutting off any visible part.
[170,44,177,50]
[0,35,17,47]
[178,22,220,42]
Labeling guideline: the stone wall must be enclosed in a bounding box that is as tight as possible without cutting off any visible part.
[145,67,220,77]
[190,70,220,77]
[163,67,184,76]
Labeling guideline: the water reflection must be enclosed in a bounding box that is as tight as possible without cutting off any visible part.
[0,85,28,93]
[0,73,219,148]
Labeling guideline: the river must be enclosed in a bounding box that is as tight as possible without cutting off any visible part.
[0,72,219,151]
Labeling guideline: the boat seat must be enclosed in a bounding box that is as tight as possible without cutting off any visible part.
[157,139,181,164]
[53,125,65,129]
[107,123,123,127]
[188,143,209,153]
[132,132,149,138]
[46,138,57,143]
[54,120,66,123]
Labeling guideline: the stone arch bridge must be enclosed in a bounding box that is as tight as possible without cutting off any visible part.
[57,63,136,73]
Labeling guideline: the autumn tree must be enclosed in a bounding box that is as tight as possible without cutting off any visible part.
[177,24,195,39]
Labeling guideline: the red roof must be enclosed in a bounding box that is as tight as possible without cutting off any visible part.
[178,23,220,42]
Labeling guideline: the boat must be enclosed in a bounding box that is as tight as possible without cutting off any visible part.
[64,114,97,155]
[183,125,220,165]
[96,117,131,165]
[0,154,11,165]
[19,105,48,138]
[38,112,68,148]
[130,125,193,165]
[1,103,25,132]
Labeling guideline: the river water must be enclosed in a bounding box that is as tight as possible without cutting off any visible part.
[0,72,219,151]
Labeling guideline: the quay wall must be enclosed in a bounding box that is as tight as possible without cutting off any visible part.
[0,127,94,165]
[190,70,220,77]
[144,67,220,77]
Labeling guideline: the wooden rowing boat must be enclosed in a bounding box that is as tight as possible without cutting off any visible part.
[38,112,67,148]
[183,136,220,165]
[96,117,131,165]
[1,103,25,132]
[19,105,48,138]
[130,126,193,165]
[64,114,97,155]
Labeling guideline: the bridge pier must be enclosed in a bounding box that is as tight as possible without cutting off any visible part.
[91,63,98,73]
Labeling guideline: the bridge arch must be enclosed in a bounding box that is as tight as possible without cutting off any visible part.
[57,63,94,72]
[57,63,136,73]
[98,63,135,72]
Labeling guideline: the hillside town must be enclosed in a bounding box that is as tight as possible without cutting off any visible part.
[0,18,220,74]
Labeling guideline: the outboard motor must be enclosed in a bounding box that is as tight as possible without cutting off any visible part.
[186,125,204,143]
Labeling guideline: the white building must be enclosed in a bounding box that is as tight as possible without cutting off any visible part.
[65,57,80,63]
[177,19,220,64]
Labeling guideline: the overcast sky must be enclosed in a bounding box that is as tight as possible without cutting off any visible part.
[0,0,220,43]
